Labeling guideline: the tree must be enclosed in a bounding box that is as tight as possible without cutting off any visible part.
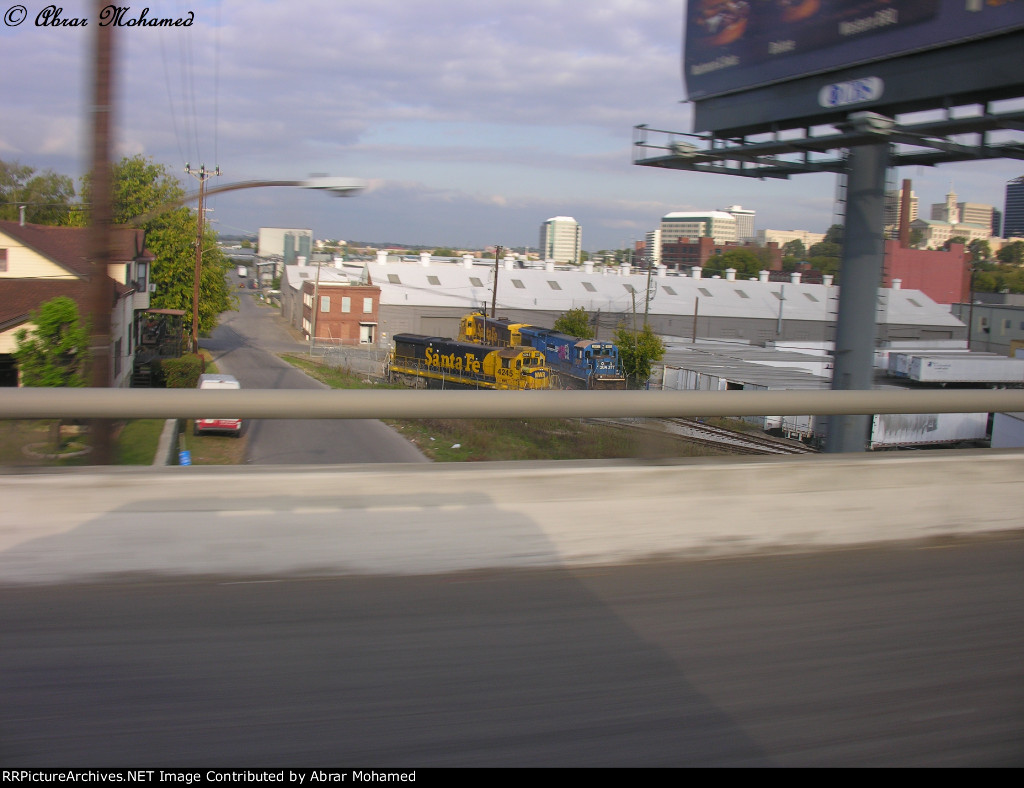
[0,159,76,225]
[967,239,991,262]
[614,324,665,389]
[996,240,1024,265]
[78,156,236,336]
[704,248,762,278]
[782,239,805,259]
[14,296,90,386]
[553,307,594,339]
[824,224,844,246]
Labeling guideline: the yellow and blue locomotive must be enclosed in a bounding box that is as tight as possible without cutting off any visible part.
[389,334,551,390]
[458,312,626,390]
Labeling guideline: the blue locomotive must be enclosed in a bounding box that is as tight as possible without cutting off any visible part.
[458,312,625,390]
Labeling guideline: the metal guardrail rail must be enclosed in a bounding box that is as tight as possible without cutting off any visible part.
[2,388,1022,420]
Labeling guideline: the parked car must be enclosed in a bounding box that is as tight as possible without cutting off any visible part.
[194,373,242,437]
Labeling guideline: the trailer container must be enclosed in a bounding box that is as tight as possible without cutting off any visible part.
[907,355,1024,384]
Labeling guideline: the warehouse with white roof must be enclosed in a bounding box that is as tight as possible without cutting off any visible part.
[280,253,965,347]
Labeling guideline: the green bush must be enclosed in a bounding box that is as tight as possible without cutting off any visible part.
[162,354,205,388]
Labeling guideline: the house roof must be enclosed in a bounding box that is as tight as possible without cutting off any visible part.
[0,221,154,278]
[0,279,94,332]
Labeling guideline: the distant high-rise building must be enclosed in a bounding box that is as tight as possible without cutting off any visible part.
[644,229,661,265]
[539,216,581,264]
[1004,176,1024,238]
[723,205,756,242]
[660,211,738,247]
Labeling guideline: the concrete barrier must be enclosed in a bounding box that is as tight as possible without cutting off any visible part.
[1,450,1022,584]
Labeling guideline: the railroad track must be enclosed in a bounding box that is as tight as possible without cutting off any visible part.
[592,417,817,456]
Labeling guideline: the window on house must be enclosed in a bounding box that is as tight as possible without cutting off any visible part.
[470,277,484,287]
[548,281,561,290]
[387,274,401,284]
[511,279,525,289]
[363,297,373,314]
[427,275,441,286]
[342,297,351,313]
[581,281,596,292]
[320,296,330,313]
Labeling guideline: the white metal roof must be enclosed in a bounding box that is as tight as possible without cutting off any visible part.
[359,260,962,328]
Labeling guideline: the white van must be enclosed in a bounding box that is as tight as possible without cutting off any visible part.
[195,373,242,436]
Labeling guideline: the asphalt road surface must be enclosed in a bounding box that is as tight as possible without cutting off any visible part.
[1,536,1021,767]
[201,290,425,464]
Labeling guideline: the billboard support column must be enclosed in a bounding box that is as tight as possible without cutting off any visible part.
[825,141,889,454]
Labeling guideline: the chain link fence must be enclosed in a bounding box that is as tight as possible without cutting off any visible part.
[311,342,391,381]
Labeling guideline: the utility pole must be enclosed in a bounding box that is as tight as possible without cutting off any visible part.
[490,245,503,317]
[88,0,115,463]
[185,163,220,354]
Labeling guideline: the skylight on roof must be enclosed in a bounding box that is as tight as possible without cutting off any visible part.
[698,287,713,297]
[470,277,484,287]
[512,279,526,289]
[582,281,596,292]
[427,275,441,286]
[387,274,401,284]
[662,286,677,295]
[548,280,561,290]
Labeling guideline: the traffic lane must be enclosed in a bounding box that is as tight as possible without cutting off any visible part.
[1,538,1022,766]
[203,299,426,464]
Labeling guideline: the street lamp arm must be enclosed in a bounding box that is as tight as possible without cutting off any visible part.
[128,177,366,226]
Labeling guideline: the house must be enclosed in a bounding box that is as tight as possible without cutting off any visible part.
[0,219,154,387]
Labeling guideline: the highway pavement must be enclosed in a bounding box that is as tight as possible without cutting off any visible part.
[1,537,1021,767]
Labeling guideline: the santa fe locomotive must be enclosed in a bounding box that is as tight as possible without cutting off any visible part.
[458,312,625,390]
[389,333,551,390]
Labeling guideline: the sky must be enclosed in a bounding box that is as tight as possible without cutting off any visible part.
[1,0,1020,251]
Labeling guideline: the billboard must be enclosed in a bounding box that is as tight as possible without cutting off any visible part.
[684,0,1024,101]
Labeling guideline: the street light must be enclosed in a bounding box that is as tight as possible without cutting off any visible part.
[130,176,367,353]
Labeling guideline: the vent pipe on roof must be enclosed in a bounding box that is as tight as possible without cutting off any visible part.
[725,268,736,281]
[692,266,702,280]
[758,270,770,282]
[583,261,594,274]
[656,265,667,278]
[790,272,802,284]
[376,250,388,266]
[504,256,515,270]
[463,254,474,269]
[891,278,902,290]
[19,205,26,226]
[421,252,432,267]
[823,274,834,287]
[621,263,631,277]
[545,261,555,272]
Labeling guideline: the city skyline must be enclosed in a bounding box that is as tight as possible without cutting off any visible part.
[1,0,1020,250]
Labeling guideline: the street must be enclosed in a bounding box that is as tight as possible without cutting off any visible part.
[201,290,425,464]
